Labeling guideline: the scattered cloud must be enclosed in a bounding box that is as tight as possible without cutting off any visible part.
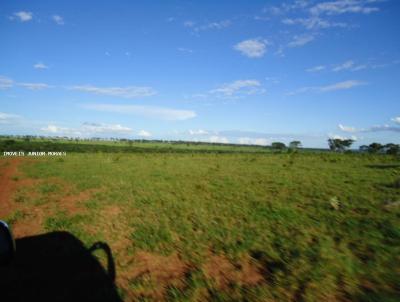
[71,85,157,98]
[320,80,366,92]
[329,134,358,140]
[0,76,14,89]
[81,122,132,134]
[184,20,231,32]
[177,47,193,54]
[33,62,49,69]
[310,0,380,16]
[41,125,66,134]
[208,136,229,144]
[189,129,208,135]
[52,15,64,25]
[0,75,50,91]
[82,103,196,121]
[234,38,268,58]
[183,20,195,27]
[262,0,383,41]
[41,122,133,136]
[288,80,366,95]
[210,80,265,97]
[338,117,400,133]
[307,59,393,74]
[392,117,400,124]
[282,16,347,29]
[351,64,367,71]
[237,137,269,145]
[0,112,22,124]
[265,76,280,84]
[138,130,152,137]
[306,65,326,72]
[11,11,33,22]
[17,83,50,90]
[338,124,357,132]
[332,60,354,71]
[194,20,231,32]
[288,34,314,47]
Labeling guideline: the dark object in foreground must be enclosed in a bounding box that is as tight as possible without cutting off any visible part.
[0,220,16,266]
[0,231,121,302]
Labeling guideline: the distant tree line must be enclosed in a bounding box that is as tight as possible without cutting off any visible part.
[326,138,399,155]
[359,142,400,155]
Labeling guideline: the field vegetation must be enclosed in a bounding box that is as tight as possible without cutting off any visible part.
[0,139,399,301]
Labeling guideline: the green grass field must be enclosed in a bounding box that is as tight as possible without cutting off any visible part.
[2,150,400,301]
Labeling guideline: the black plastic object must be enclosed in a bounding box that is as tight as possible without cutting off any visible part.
[0,220,15,266]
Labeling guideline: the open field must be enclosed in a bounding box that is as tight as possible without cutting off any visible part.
[1,149,399,301]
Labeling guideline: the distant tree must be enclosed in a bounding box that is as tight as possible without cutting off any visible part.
[384,143,400,155]
[289,140,302,149]
[368,142,383,154]
[271,142,286,150]
[359,145,369,153]
[328,138,354,152]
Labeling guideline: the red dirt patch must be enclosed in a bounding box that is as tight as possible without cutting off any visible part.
[59,188,99,214]
[203,254,263,290]
[0,158,23,218]
[119,251,189,300]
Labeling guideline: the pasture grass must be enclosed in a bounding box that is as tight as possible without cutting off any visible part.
[4,151,400,301]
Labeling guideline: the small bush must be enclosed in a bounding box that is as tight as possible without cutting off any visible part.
[392,178,400,188]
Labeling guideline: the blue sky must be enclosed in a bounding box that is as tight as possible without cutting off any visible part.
[1,0,399,148]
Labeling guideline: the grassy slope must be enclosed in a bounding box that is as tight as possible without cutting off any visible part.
[4,152,400,301]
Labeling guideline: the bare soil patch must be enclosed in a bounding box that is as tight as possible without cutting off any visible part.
[0,158,22,218]
[203,254,264,290]
[119,251,189,300]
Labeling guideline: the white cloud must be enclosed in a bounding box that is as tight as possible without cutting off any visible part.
[210,80,265,97]
[41,125,65,133]
[41,122,133,136]
[177,47,193,53]
[208,136,229,144]
[189,129,208,135]
[18,83,50,90]
[338,117,400,134]
[338,124,357,132]
[288,34,314,47]
[33,62,49,69]
[234,38,268,58]
[319,80,365,92]
[12,11,33,22]
[329,134,357,141]
[52,15,64,25]
[138,130,152,137]
[306,65,326,72]
[283,16,347,29]
[183,21,195,27]
[194,20,231,32]
[392,117,400,124]
[0,112,22,124]
[0,75,50,91]
[82,122,132,134]
[310,0,380,16]
[351,64,367,71]
[237,137,269,145]
[0,76,14,89]
[71,85,157,98]
[82,103,196,121]
[288,80,366,95]
[332,60,354,71]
